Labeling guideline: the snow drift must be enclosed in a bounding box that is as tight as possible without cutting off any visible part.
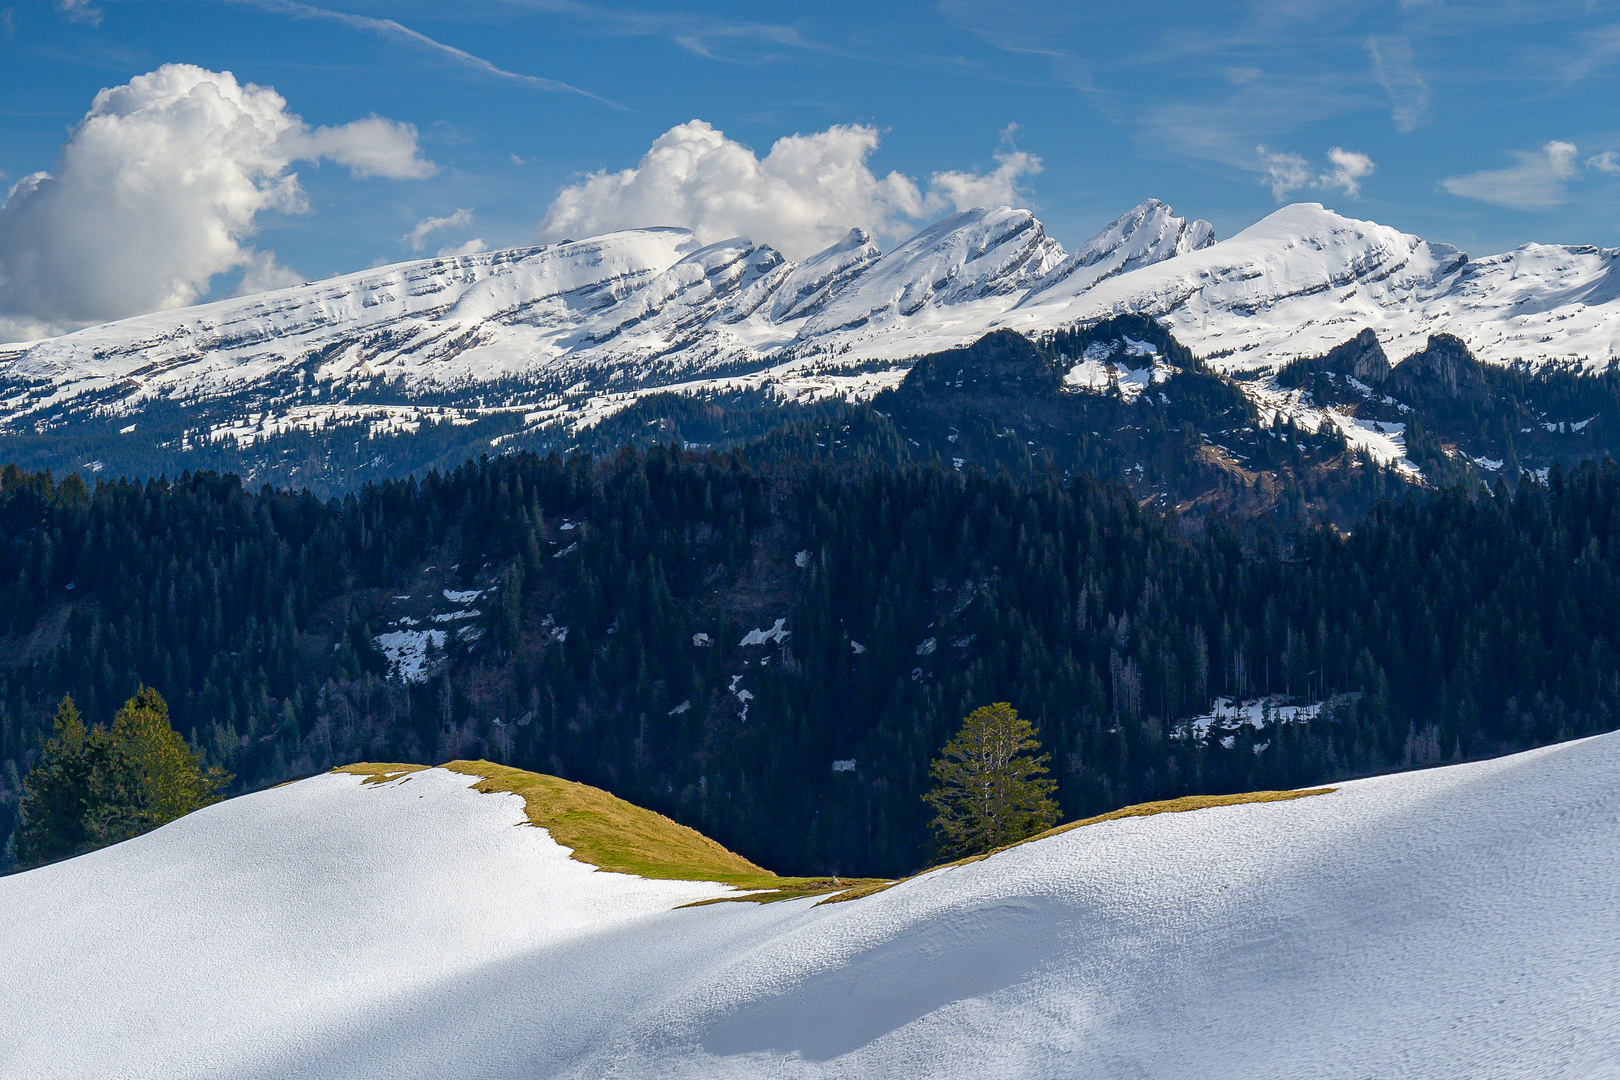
[3,732,1618,1078]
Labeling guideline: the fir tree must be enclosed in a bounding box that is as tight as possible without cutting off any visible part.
[110,687,231,831]
[922,703,1060,858]
[12,689,229,870]
[13,696,135,868]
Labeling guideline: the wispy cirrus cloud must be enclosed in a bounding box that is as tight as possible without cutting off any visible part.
[1442,140,1584,210]
[54,0,101,25]
[1366,36,1429,133]
[230,0,622,107]
[491,0,834,65]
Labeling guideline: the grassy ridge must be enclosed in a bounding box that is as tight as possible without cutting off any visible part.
[335,760,863,894]
[334,763,1330,905]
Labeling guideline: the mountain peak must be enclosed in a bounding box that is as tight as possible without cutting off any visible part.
[1025,199,1215,301]
[770,228,883,322]
[798,205,1065,337]
[1236,203,1463,265]
[3,197,1618,456]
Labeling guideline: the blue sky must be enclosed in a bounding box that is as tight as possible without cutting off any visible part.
[3,0,1620,334]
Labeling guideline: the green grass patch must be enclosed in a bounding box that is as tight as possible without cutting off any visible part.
[437,759,786,886]
[1019,786,1335,847]
[334,763,430,786]
[679,876,891,907]
[331,763,1319,907]
[335,759,816,891]
[948,786,1336,869]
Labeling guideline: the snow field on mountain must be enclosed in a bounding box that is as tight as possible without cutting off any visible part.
[1062,335,1174,401]
[6,197,1616,454]
[1008,203,1620,372]
[1237,373,1422,475]
[4,732,1619,1078]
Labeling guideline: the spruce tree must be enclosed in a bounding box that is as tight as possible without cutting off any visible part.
[110,687,231,831]
[12,689,229,870]
[922,702,1059,858]
[14,696,135,869]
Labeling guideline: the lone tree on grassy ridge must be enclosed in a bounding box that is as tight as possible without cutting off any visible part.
[922,702,1059,858]
[12,689,229,870]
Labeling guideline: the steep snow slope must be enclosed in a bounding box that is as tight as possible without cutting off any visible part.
[4,734,1618,1078]
[0,230,704,410]
[0,206,1103,440]
[1010,203,1620,371]
[1009,203,1468,367]
[1025,197,1215,299]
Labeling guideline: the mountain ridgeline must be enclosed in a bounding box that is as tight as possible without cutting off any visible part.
[2,433,1619,874]
[4,195,1620,502]
[5,315,1619,523]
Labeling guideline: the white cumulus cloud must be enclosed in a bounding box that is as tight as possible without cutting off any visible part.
[232,249,304,297]
[1587,150,1620,175]
[1442,140,1580,210]
[0,64,433,337]
[1258,148,1313,202]
[437,238,487,257]
[1322,147,1376,197]
[288,116,437,180]
[1258,145,1374,201]
[929,139,1044,213]
[539,120,1041,259]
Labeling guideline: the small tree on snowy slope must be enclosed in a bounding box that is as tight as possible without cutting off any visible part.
[923,702,1059,858]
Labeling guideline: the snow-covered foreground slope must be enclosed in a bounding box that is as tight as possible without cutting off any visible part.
[5,734,1619,1079]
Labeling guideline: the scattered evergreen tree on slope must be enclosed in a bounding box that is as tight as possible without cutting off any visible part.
[923,702,1059,857]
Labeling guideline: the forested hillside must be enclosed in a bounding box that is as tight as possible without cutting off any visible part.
[2,451,1618,875]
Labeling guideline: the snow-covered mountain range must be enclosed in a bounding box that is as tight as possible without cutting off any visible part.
[3,734,1617,1078]
[1,198,1617,448]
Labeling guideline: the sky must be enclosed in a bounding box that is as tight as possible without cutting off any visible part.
[2,0,1620,338]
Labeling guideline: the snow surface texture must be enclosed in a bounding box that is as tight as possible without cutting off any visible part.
[5,734,1620,1078]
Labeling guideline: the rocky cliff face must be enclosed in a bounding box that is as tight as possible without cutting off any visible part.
[1386,334,1492,407]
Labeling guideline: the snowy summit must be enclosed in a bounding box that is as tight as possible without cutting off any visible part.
[3,198,1617,451]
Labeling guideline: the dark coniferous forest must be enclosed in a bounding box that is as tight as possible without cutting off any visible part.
[2,442,1617,876]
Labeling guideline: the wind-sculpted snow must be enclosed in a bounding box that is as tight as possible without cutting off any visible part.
[3,735,1618,1078]
[1,199,1618,445]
